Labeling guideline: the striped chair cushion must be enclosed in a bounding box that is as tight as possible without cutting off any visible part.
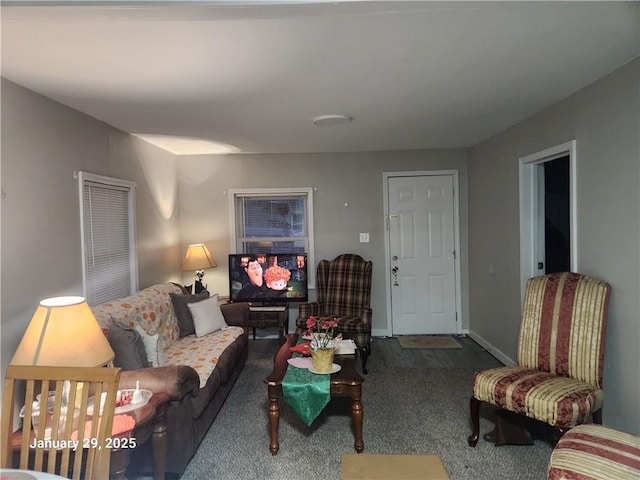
[472,366,604,428]
[548,424,640,480]
[517,272,610,388]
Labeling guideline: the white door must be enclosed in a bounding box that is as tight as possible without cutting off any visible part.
[387,174,457,335]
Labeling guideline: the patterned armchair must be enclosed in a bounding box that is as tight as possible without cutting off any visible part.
[296,254,373,373]
[468,272,611,447]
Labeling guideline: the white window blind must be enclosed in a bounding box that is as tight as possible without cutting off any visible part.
[79,172,137,305]
[229,187,315,288]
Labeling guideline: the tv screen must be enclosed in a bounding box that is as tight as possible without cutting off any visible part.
[228,253,308,304]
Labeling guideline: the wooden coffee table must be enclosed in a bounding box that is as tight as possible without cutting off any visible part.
[263,334,364,455]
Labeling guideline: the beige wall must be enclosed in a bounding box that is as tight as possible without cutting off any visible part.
[467,59,640,433]
[175,150,469,335]
[0,79,182,384]
[109,134,183,288]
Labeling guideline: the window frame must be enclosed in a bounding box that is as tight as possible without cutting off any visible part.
[228,187,315,289]
[78,171,138,305]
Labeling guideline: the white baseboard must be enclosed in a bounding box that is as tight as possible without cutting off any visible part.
[468,331,516,366]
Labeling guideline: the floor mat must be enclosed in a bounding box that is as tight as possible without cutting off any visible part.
[342,453,450,479]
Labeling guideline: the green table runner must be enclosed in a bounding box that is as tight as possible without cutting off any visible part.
[282,347,330,426]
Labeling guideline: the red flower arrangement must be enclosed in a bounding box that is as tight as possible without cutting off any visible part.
[305,315,341,350]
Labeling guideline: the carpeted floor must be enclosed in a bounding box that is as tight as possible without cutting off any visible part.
[134,336,554,480]
[397,335,462,349]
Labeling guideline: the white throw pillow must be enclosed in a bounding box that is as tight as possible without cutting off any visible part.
[134,325,166,367]
[188,294,228,337]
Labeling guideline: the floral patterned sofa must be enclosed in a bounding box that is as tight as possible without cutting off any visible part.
[91,283,249,476]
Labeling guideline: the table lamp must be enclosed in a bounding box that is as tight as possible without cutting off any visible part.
[183,243,217,294]
[10,296,114,367]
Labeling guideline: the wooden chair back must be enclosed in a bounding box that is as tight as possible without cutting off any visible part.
[1,365,121,479]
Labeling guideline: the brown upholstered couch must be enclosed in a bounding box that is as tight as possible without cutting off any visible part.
[92,283,249,477]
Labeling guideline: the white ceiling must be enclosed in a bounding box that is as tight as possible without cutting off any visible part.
[2,1,638,155]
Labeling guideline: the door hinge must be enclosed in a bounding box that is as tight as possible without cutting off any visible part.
[453,250,456,260]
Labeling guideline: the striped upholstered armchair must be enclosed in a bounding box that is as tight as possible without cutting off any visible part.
[468,272,611,447]
[296,254,373,373]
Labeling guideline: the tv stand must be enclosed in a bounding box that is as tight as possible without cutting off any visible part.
[248,304,288,340]
[249,304,287,311]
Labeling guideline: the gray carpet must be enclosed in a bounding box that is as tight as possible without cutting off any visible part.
[138,337,554,480]
[396,335,462,349]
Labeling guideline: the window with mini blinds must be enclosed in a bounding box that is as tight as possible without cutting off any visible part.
[229,187,315,288]
[78,171,138,305]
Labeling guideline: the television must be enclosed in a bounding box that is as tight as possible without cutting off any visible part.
[228,253,308,304]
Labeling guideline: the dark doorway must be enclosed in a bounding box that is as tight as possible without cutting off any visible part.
[544,156,570,273]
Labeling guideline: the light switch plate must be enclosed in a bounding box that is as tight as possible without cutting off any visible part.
[359,233,370,243]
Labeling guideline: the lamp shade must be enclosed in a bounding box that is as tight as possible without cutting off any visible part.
[183,243,217,271]
[10,296,114,367]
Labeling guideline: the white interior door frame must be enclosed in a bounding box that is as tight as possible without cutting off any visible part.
[519,140,577,303]
[382,170,462,337]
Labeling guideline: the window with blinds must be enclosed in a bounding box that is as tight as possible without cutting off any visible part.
[78,172,138,305]
[229,187,315,287]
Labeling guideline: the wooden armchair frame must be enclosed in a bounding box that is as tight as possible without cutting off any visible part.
[1,365,121,479]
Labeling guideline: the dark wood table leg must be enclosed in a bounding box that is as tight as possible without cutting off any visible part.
[355,346,368,374]
[351,387,364,453]
[268,395,280,455]
[152,402,168,480]
[468,396,481,447]
[109,449,130,480]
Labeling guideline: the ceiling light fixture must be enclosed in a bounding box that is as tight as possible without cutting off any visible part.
[312,114,353,126]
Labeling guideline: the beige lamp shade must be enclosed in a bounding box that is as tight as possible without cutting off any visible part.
[183,243,217,271]
[10,296,114,367]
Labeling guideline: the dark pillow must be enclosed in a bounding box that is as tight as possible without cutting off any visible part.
[107,320,149,370]
[170,291,210,337]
